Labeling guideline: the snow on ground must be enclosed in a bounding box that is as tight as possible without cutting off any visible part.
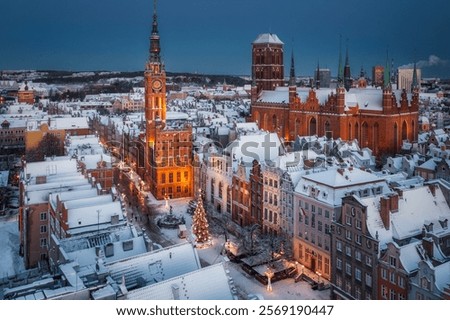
[0,215,25,278]
[153,197,331,300]
[0,196,331,300]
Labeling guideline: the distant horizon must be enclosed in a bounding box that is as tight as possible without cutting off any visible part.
[1,0,449,78]
[3,69,449,82]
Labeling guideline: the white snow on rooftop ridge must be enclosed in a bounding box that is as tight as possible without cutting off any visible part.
[63,194,113,210]
[300,167,382,188]
[253,33,284,45]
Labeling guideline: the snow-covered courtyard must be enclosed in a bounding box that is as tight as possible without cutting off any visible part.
[148,197,331,300]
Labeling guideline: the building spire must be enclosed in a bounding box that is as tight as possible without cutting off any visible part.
[149,0,161,63]
[337,35,343,85]
[289,49,296,86]
[384,48,391,89]
[343,39,351,91]
[412,60,418,92]
[315,60,320,89]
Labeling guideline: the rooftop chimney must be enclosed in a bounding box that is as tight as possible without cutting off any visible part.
[389,193,399,213]
[380,196,390,230]
[171,284,180,300]
[422,237,434,259]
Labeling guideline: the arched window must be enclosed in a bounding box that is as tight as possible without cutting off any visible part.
[373,123,379,154]
[354,122,359,142]
[272,114,277,130]
[362,122,369,147]
[402,120,408,141]
[218,181,223,199]
[325,121,331,139]
[210,178,215,202]
[394,123,398,150]
[309,118,317,136]
[295,118,301,135]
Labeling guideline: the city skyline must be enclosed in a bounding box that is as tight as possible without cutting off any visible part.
[1,0,450,78]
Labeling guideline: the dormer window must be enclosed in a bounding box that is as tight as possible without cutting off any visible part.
[425,222,434,232]
[439,218,448,229]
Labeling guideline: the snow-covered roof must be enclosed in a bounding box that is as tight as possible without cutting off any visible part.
[236,122,259,133]
[26,117,89,131]
[126,263,233,300]
[166,111,189,121]
[25,177,92,205]
[67,201,125,235]
[24,157,78,180]
[0,171,9,187]
[64,234,147,267]
[106,242,201,291]
[417,158,438,171]
[256,86,415,111]
[257,88,288,104]
[226,132,282,171]
[295,167,390,207]
[79,154,112,169]
[253,33,284,45]
[63,194,113,211]
[300,167,383,188]
[49,188,99,210]
[397,240,422,273]
[362,185,450,249]
[434,261,450,292]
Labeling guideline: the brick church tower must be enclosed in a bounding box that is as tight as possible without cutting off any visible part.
[251,33,285,93]
[144,0,193,200]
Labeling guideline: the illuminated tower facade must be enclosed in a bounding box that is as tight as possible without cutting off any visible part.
[144,0,193,200]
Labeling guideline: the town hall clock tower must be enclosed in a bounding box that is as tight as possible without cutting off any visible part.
[144,0,193,200]
[145,0,166,146]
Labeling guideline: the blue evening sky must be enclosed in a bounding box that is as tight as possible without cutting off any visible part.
[1,0,449,78]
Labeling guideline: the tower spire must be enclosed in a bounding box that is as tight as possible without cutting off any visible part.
[343,39,351,91]
[337,35,343,85]
[412,60,418,92]
[384,48,391,89]
[315,60,320,89]
[289,49,296,86]
[149,0,161,64]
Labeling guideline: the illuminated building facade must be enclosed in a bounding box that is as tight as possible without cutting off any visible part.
[144,1,193,200]
[250,34,419,157]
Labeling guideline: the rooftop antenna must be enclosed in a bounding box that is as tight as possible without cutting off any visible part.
[97,209,101,234]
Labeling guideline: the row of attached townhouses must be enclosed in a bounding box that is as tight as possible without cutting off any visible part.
[198,122,450,299]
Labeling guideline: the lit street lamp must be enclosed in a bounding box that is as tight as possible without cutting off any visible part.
[265,267,274,292]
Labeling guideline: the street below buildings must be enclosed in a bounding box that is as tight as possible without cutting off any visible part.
[117,172,331,300]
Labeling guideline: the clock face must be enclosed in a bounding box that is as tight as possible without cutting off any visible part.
[152,80,162,90]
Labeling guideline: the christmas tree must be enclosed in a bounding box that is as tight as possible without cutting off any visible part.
[192,190,211,247]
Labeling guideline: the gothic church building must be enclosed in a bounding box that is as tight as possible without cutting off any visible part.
[250,33,419,157]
